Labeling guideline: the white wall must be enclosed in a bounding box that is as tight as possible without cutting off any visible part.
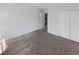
[48,8,59,35]
[0,4,44,39]
[48,4,79,42]
[71,11,79,42]
[58,11,70,39]
[39,9,45,28]
[48,5,79,35]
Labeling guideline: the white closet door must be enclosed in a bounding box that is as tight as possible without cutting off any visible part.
[58,11,70,39]
[71,11,79,42]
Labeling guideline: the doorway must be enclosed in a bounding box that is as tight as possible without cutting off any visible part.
[44,13,48,31]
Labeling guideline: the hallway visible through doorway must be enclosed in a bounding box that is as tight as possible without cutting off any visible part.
[44,13,48,31]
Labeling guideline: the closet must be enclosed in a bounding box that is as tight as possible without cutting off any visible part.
[58,10,79,42]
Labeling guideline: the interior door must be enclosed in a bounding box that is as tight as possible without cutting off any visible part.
[58,11,70,39]
[71,11,79,42]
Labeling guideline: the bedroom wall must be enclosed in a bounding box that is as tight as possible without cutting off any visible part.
[48,4,79,42]
[48,4,79,35]
[0,4,44,39]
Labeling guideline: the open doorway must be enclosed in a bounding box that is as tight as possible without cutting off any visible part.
[39,9,48,31]
[44,13,48,31]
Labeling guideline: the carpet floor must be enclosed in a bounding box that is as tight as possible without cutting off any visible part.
[2,28,79,55]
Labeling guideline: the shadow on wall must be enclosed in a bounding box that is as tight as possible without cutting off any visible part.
[0,36,7,54]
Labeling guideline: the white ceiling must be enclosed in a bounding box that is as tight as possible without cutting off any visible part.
[28,3,52,9]
[28,3,79,13]
[28,3,79,9]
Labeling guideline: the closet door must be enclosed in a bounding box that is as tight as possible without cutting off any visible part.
[71,11,79,42]
[58,11,70,39]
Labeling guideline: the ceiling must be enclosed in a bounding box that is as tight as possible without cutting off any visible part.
[28,3,79,9]
[27,3,79,13]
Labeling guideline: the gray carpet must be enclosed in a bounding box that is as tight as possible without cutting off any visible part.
[2,29,79,55]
